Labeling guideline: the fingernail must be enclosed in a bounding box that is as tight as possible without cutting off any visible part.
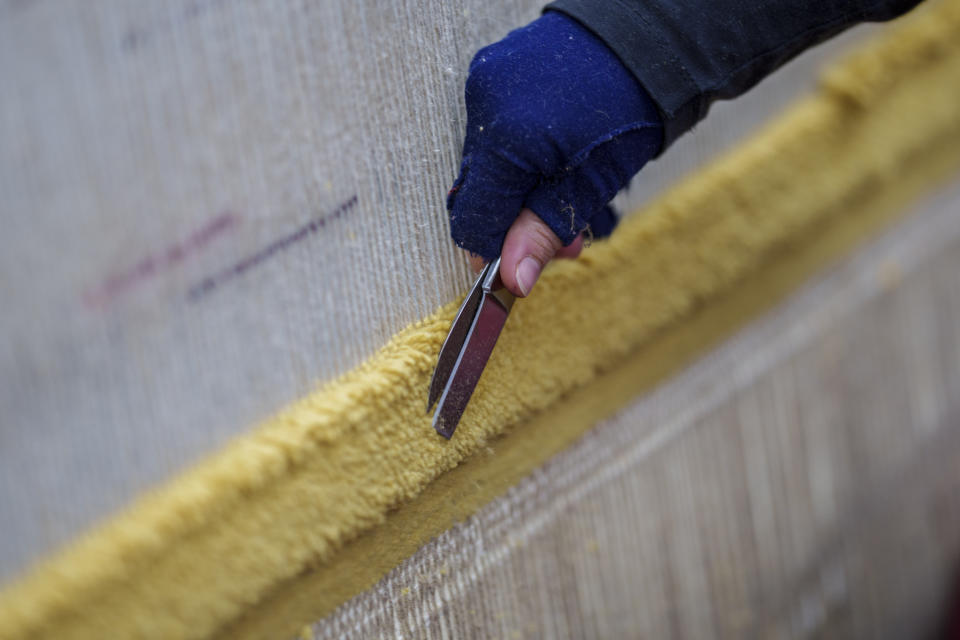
[516,257,541,297]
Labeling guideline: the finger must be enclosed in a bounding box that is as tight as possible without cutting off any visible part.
[588,204,619,239]
[467,252,485,273]
[555,233,584,260]
[448,152,538,261]
[499,208,564,297]
[520,131,648,250]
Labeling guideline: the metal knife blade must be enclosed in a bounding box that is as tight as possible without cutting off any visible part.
[429,257,515,438]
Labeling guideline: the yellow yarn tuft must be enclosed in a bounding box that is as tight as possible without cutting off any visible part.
[1,1,960,638]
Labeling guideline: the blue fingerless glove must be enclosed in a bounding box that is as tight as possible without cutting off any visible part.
[447,11,664,260]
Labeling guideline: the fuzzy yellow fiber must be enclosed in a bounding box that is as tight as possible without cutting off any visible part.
[2,2,960,638]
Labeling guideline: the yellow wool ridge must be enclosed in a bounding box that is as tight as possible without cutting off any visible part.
[1,1,960,637]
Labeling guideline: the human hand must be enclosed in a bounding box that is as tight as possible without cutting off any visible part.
[448,11,663,296]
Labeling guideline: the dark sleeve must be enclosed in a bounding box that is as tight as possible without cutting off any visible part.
[544,0,924,150]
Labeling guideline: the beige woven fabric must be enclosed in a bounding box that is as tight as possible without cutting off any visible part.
[0,0,879,582]
[305,180,960,639]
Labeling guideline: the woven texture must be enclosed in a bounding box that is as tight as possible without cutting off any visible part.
[1,3,960,638]
[0,0,874,581]
[307,180,960,640]
[1,3,959,639]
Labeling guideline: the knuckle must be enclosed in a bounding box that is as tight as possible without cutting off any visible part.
[525,219,562,257]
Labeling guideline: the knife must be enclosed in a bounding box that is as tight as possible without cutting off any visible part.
[427,256,515,438]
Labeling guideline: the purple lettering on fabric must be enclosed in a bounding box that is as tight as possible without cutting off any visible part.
[187,195,357,302]
[83,211,240,309]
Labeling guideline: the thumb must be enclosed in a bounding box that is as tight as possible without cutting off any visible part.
[499,208,566,297]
